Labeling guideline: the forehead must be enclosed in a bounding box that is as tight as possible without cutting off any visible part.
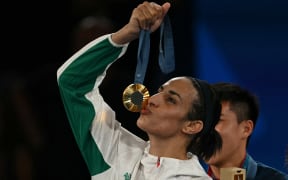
[220,101,237,119]
[163,77,198,99]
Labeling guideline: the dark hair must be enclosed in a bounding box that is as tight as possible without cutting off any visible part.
[185,77,222,161]
[212,82,259,145]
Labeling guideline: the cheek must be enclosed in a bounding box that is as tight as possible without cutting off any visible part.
[215,124,234,142]
[137,113,178,130]
[156,113,181,131]
[217,124,241,147]
[157,107,184,121]
[152,113,184,134]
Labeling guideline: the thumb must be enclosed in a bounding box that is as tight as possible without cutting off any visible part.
[161,2,171,17]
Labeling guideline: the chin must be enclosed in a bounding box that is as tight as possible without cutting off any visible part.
[136,117,143,128]
[136,117,148,131]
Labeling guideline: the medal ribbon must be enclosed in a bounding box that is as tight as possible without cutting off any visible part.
[134,15,175,84]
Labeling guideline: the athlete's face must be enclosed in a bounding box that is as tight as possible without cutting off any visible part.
[206,101,251,167]
[137,77,198,138]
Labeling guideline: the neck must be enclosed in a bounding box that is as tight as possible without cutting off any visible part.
[148,135,189,160]
[209,151,247,179]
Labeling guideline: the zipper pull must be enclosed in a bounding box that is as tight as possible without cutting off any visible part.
[156,156,160,168]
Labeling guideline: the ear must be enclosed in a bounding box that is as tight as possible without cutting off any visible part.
[182,120,203,135]
[241,120,254,137]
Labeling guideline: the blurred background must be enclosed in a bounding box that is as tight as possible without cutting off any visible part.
[1,0,287,179]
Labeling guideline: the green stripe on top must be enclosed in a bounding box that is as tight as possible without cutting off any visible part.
[58,38,123,175]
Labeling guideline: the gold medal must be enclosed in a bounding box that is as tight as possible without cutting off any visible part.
[122,83,150,112]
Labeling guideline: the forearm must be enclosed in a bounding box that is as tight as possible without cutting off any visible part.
[111,24,139,45]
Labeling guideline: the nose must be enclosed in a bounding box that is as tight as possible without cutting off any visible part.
[147,93,160,108]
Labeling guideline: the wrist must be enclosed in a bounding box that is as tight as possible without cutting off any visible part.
[111,24,139,45]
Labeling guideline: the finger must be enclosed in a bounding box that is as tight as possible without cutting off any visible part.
[140,2,159,29]
[138,2,163,30]
[161,2,171,17]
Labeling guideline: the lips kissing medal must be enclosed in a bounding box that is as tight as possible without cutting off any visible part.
[122,15,175,112]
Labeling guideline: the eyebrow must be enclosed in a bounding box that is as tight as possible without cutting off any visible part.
[159,85,182,102]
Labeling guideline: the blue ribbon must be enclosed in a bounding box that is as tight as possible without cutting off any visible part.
[135,15,175,84]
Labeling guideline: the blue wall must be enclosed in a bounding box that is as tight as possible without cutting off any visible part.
[194,0,288,173]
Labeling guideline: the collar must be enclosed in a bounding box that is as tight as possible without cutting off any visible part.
[143,144,210,178]
[207,166,219,180]
[243,153,258,179]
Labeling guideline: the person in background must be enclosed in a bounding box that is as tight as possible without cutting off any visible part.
[205,82,288,180]
[57,1,222,179]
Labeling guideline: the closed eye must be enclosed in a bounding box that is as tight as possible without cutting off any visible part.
[166,96,176,104]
